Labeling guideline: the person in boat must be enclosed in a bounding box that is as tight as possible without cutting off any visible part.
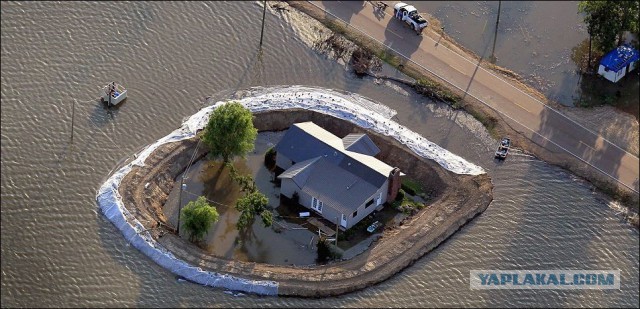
[109,82,117,98]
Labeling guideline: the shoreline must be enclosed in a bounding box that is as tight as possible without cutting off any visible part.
[284,1,639,226]
[97,88,493,296]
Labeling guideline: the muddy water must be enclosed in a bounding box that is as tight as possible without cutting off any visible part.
[163,132,318,266]
[415,1,638,110]
[1,1,638,307]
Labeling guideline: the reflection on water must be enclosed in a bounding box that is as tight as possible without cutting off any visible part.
[1,1,638,307]
[172,132,317,265]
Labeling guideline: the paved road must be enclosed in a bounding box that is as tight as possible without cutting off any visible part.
[310,1,639,194]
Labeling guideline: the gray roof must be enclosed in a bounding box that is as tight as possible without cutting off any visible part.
[278,157,321,187]
[280,157,379,215]
[275,122,393,187]
[342,134,380,156]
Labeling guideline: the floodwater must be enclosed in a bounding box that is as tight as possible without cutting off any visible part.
[162,132,318,266]
[415,1,639,111]
[1,1,638,307]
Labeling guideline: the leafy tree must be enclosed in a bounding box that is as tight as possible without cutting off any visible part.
[579,1,640,53]
[259,209,273,227]
[235,191,271,231]
[201,101,257,163]
[181,196,219,242]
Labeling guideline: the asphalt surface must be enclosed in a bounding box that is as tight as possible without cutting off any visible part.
[311,0,639,194]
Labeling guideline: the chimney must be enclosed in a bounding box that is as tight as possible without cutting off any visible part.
[387,167,401,201]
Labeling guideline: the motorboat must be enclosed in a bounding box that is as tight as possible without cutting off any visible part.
[494,137,510,160]
[100,81,127,106]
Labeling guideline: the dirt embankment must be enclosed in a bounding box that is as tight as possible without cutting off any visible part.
[285,1,639,225]
[117,109,493,297]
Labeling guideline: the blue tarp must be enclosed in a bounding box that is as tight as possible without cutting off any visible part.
[599,44,639,72]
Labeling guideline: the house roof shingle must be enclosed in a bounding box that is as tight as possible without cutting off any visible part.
[342,133,381,156]
[274,122,393,188]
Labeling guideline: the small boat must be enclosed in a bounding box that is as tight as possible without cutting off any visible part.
[100,81,127,106]
[495,137,510,160]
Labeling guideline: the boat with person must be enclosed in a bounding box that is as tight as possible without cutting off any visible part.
[100,81,127,106]
[494,137,510,160]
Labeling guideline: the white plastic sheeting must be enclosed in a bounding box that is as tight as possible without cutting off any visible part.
[96,85,485,296]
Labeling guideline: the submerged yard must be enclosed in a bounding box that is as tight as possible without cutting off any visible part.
[163,130,423,266]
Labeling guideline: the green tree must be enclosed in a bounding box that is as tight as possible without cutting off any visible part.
[181,196,219,242]
[579,1,640,53]
[235,191,271,231]
[201,101,257,163]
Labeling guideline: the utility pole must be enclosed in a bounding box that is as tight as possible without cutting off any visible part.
[70,99,76,142]
[587,23,593,72]
[259,0,267,48]
[335,216,339,246]
[490,0,501,63]
[176,176,186,235]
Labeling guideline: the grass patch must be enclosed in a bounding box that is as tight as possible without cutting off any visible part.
[465,106,499,138]
[401,178,423,196]
[391,196,425,215]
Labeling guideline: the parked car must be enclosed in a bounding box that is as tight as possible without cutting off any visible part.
[367,221,383,233]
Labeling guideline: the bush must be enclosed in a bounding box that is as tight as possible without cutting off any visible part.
[316,237,332,263]
[395,188,405,201]
[316,237,342,263]
[401,178,422,196]
[264,147,277,168]
[181,196,219,242]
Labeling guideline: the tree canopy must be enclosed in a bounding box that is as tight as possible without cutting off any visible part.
[235,191,271,231]
[201,101,257,163]
[579,1,640,52]
[181,196,219,242]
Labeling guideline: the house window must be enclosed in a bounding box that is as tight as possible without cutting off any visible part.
[365,198,374,208]
[352,210,358,218]
[311,197,323,213]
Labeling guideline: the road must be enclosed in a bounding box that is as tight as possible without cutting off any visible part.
[309,1,639,194]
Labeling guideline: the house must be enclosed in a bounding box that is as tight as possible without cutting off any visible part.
[597,44,639,83]
[275,122,402,230]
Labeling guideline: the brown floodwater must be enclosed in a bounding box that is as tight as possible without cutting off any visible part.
[2,1,638,307]
[164,132,318,266]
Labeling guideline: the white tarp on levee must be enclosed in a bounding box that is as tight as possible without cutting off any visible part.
[96,86,485,296]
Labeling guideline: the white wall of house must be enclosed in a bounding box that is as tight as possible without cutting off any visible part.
[347,178,389,229]
[281,178,390,230]
[598,60,637,83]
[280,178,298,198]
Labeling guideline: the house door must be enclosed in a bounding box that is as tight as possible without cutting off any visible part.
[376,192,383,206]
[340,214,347,228]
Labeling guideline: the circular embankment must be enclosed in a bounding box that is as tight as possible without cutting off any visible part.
[97,87,493,296]
[113,110,492,297]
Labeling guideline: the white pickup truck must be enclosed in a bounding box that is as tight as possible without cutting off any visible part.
[393,2,428,35]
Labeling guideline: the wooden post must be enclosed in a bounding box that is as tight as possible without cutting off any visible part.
[259,0,267,48]
[335,216,339,246]
[490,0,501,63]
[176,176,185,235]
[70,99,76,142]
[587,28,593,71]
